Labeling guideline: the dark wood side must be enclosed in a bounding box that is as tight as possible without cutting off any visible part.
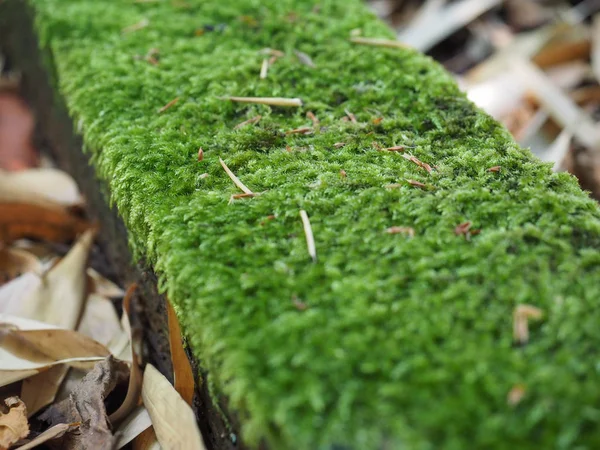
[0,1,240,448]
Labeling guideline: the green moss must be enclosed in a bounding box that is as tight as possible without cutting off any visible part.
[23,0,600,448]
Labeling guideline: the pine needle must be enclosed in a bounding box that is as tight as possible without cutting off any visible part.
[220,96,302,107]
[349,37,409,49]
[233,115,262,130]
[158,97,179,113]
[299,210,317,263]
[219,158,253,194]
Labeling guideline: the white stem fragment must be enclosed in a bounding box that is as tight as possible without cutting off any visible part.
[299,210,317,263]
[220,96,302,107]
[259,59,269,79]
[349,37,409,49]
[219,158,253,195]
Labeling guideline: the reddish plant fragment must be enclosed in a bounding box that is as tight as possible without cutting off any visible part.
[306,111,320,129]
[385,226,415,237]
[158,97,179,113]
[372,117,383,125]
[292,295,308,311]
[454,221,472,236]
[0,93,37,171]
[402,154,432,173]
[406,179,428,189]
[384,145,405,152]
[286,127,313,135]
[340,169,347,178]
[197,148,204,161]
[344,109,357,123]
[488,165,501,172]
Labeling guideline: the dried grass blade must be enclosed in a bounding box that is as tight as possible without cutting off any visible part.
[220,96,302,107]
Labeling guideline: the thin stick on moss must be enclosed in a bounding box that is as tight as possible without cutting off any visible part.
[306,111,320,130]
[349,37,409,49]
[260,59,269,79]
[219,158,253,194]
[402,154,432,173]
[122,18,149,34]
[220,96,302,107]
[299,210,317,263]
[234,115,262,130]
[158,97,179,113]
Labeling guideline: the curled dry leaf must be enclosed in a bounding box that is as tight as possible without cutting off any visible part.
[6,229,94,328]
[78,293,126,350]
[142,364,205,450]
[109,285,142,424]
[39,357,129,450]
[0,396,29,449]
[0,248,41,286]
[0,168,82,208]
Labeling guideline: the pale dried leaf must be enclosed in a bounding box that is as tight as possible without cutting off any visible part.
[15,422,79,450]
[133,427,162,450]
[78,294,125,348]
[299,210,317,263]
[0,168,82,208]
[0,396,29,449]
[21,366,69,417]
[513,57,600,151]
[115,406,152,449]
[541,129,573,171]
[142,364,205,450]
[219,96,302,107]
[397,0,502,51]
[10,229,94,329]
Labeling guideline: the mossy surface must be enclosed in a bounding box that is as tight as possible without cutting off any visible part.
[25,0,600,448]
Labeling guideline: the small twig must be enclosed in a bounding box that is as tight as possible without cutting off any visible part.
[487,166,501,172]
[122,18,149,34]
[402,154,432,173]
[220,96,302,107]
[299,210,317,262]
[259,59,269,79]
[286,127,313,135]
[306,111,320,129]
[384,145,405,152]
[344,109,357,123]
[234,115,262,130]
[219,158,253,194]
[349,36,409,49]
[158,97,179,113]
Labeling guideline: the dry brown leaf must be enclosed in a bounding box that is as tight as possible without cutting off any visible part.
[0,396,29,449]
[115,406,152,449]
[142,364,205,450]
[0,203,90,244]
[0,168,82,207]
[14,422,80,450]
[109,285,142,424]
[0,248,41,286]
[133,427,162,450]
[166,299,194,406]
[39,357,129,450]
[592,13,600,83]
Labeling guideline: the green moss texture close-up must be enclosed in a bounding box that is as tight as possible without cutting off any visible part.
[17,0,600,448]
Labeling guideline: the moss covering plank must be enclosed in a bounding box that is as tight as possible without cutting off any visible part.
[9,0,600,448]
